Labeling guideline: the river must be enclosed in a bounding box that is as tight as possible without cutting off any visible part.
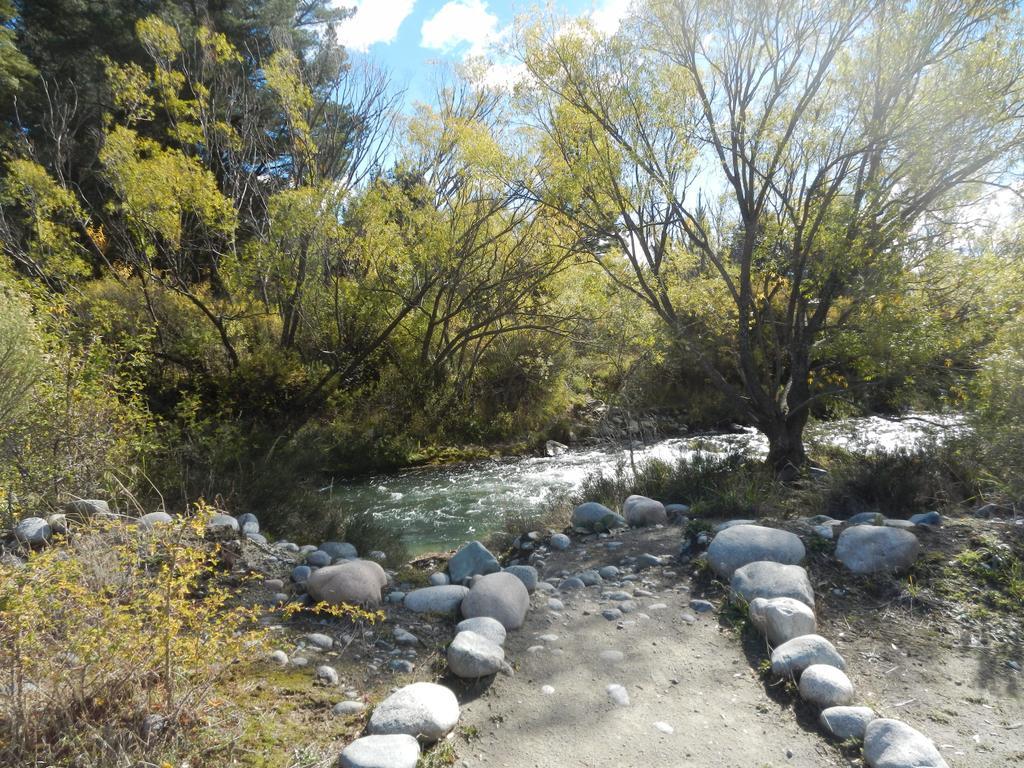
[327,413,963,554]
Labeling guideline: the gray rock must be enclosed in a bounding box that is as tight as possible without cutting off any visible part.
[606,683,630,706]
[367,682,460,742]
[137,511,174,530]
[63,499,111,520]
[306,550,332,567]
[545,439,568,456]
[635,553,663,570]
[369,550,387,562]
[883,518,917,529]
[320,541,358,560]
[46,513,68,535]
[504,565,538,593]
[456,616,507,646]
[599,565,620,580]
[602,608,622,620]
[689,599,715,612]
[547,598,564,611]
[305,633,333,650]
[664,503,690,522]
[393,628,419,647]
[606,590,632,601]
[799,664,855,707]
[448,541,500,584]
[447,630,505,678]
[771,635,845,677]
[572,501,615,530]
[622,495,667,527]
[461,571,530,630]
[333,700,367,716]
[306,559,388,608]
[577,569,602,586]
[403,586,470,615]
[820,706,876,740]
[748,597,817,645]
[707,524,806,578]
[835,526,921,574]
[559,577,585,591]
[549,533,571,550]
[847,512,884,526]
[206,513,239,534]
[340,734,420,768]
[269,650,288,665]
[731,561,815,608]
[291,565,312,583]
[386,591,406,603]
[910,511,942,527]
[276,541,300,553]
[237,512,259,533]
[14,517,51,545]
[429,572,449,586]
[315,665,339,685]
[247,532,267,545]
[863,718,949,768]
[389,659,415,674]
[298,544,319,555]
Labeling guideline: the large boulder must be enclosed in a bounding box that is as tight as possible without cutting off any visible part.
[456,617,507,646]
[730,561,815,608]
[14,517,51,546]
[863,718,949,768]
[571,502,615,531]
[306,559,388,608]
[770,634,845,677]
[799,664,855,708]
[707,524,806,578]
[403,586,470,616]
[460,571,530,630]
[367,682,460,742]
[748,596,817,646]
[622,495,667,527]
[820,706,876,741]
[447,631,505,678]
[340,734,420,768]
[835,526,921,574]
[447,541,500,584]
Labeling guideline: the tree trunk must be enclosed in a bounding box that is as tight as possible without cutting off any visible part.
[764,410,809,480]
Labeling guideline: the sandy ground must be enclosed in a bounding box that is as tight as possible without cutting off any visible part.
[454,528,851,768]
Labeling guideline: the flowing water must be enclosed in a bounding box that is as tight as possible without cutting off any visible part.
[328,414,963,554]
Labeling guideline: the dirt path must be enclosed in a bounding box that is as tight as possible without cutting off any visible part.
[455,528,850,768]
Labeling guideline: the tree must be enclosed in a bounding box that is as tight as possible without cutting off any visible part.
[518,0,1024,474]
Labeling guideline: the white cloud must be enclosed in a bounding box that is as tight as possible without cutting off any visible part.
[421,0,499,57]
[590,0,632,36]
[334,0,416,52]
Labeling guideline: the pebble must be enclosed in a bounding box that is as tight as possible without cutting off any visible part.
[538,634,559,643]
[291,656,309,667]
[269,650,288,665]
[541,685,555,695]
[680,612,697,624]
[606,591,632,601]
[550,534,571,550]
[333,700,367,716]
[389,659,415,673]
[654,721,674,734]
[315,665,339,685]
[547,598,564,611]
[798,664,855,708]
[599,650,624,664]
[602,609,623,621]
[606,683,630,706]
[559,577,585,591]
[690,599,714,612]
[393,628,419,646]
[599,565,620,579]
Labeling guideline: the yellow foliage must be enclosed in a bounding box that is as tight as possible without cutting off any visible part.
[0,503,266,763]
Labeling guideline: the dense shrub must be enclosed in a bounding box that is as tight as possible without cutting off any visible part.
[0,508,265,766]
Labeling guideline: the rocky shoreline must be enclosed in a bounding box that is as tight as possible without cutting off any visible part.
[3,495,1020,767]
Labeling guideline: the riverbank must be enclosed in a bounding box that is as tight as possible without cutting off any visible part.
[1,489,1020,767]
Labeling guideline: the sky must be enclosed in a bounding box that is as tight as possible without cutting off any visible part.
[331,0,632,103]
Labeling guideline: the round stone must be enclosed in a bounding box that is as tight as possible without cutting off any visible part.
[707,524,806,578]
[549,533,571,550]
[798,664,855,708]
[340,734,420,768]
[731,561,815,608]
[306,559,388,608]
[748,596,817,646]
[771,635,845,677]
[403,585,470,616]
[836,526,921,574]
[461,571,530,630]
[447,631,505,678]
[622,495,667,527]
[368,682,460,742]
[863,718,949,768]
[819,706,876,740]
[456,617,507,646]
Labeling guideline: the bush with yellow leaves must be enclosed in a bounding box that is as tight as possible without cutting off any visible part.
[0,505,266,765]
